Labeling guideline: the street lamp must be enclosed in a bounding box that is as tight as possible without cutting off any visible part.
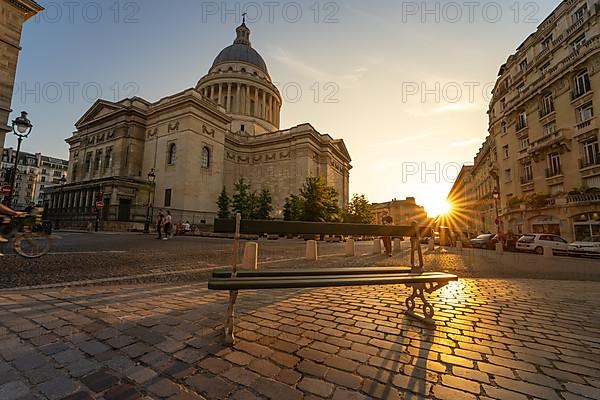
[143,168,156,234]
[7,111,33,207]
[55,174,67,230]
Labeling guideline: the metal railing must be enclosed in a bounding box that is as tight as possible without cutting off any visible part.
[546,167,562,178]
[580,154,600,169]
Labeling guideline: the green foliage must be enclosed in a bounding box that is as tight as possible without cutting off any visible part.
[231,178,273,219]
[255,189,273,220]
[299,176,341,222]
[217,187,231,219]
[283,194,303,221]
[343,194,375,224]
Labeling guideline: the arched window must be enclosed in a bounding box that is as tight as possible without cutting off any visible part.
[168,143,176,165]
[574,69,591,98]
[201,147,210,169]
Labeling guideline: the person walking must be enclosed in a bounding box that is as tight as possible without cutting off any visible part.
[163,211,172,240]
[156,210,165,239]
[381,212,393,257]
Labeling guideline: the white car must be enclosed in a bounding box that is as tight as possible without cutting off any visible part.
[516,234,569,255]
[568,237,600,255]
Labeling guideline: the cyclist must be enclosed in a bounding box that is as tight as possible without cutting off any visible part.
[0,202,25,244]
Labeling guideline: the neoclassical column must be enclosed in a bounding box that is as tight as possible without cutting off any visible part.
[236,83,241,113]
[218,83,223,106]
[254,87,259,117]
[262,90,267,119]
[227,83,232,112]
[207,86,212,99]
[246,85,250,115]
[267,94,272,122]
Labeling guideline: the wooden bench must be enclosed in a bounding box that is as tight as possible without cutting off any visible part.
[208,217,457,345]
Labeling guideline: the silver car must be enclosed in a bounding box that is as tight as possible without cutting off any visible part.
[568,237,600,256]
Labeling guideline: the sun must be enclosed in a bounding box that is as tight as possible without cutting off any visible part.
[425,198,453,217]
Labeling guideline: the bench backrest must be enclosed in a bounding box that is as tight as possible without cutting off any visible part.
[214,219,430,237]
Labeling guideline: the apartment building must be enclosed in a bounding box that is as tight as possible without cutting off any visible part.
[1,148,68,209]
[446,165,477,236]
[448,0,600,242]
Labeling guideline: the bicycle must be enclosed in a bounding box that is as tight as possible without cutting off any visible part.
[1,213,52,258]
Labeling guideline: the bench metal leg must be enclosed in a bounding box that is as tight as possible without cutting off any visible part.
[404,282,448,326]
[224,290,238,346]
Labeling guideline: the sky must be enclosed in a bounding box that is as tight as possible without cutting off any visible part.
[8,0,563,216]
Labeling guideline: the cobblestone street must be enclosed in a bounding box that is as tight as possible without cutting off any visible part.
[1,278,599,400]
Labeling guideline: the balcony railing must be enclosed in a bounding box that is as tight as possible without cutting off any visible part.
[580,154,600,169]
[567,12,591,36]
[546,167,562,178]
[572,88,592,101]
[520,176,533,185]
[567,192,600,204]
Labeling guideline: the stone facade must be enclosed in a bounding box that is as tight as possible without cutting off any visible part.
[45,22,351,229]
[448,0,600,241]
[0,148,67,209]
[0,0,43,147]
[372,197,428,226]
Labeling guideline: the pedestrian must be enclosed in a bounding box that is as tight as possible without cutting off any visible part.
[381,212,393,257]
[156,210,165,239]
[163,211,172,240]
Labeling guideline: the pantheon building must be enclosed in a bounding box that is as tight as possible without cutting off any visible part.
[45,21,352,229]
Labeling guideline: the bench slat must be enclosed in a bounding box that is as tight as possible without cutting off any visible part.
[212,267,413,278]
[208,272,457,290]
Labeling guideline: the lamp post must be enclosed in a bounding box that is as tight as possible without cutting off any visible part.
[492,189,502,248]
[55,174,67,230]
[143,169,156,234]
[7,111,33,208]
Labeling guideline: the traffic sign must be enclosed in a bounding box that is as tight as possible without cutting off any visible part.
[95,200,104,209]
[1,185,12,195]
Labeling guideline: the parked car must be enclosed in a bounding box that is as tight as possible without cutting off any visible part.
[470,234,496,250]
[420,232,441,245]
[568,237,600,256]
[516,234,569,255]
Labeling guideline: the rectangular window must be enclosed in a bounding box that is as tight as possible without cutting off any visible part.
[523,163,533,182]
[577,102,594,123]
[521,137,530,150]
[572,4,588,23]
[540,62,551,75]
[548,153,561,177]
[505,169,512,182]
[542,94,554,116]
[574,71,591,98]
[541,35,553,50]
[164,189,172,207]
[572,34,586,50]
[517,112,527,130]
[583,139,599,167]
[544,122,557,136]
[517,84,526,95]
[519,59,528,72]
[503,145,509,159]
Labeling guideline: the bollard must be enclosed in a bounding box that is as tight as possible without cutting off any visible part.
[306,240,318,261]
[345,239,356,257]
[495,243,504,255]
[543,246,553,257]
[373,239,382,255]
[428,239,435,251]
[241,242,258,270]
[457,241,463,251]
[393,238,402,253]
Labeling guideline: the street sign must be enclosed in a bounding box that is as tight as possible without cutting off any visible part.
[1,185,12,195]
[95,200,104,209]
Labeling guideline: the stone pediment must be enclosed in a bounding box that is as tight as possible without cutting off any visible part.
[75,100,123,128]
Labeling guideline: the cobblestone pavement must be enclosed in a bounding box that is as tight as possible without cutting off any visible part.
[1,279,599,399]
[1,233,599,289]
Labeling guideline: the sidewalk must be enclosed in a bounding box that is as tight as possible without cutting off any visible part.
[0,278,599,399]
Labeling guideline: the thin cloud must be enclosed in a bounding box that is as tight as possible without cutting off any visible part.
[451,138,483,147]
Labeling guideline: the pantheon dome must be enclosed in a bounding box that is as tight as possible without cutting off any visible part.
[196,21,282,135]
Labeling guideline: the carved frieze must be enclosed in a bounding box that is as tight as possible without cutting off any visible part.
[226,152,236,160]
[168,121,180,133]
[279,151,290,159]
[203,125,215,137]
[146,128,158,139]
[107,129,115,139]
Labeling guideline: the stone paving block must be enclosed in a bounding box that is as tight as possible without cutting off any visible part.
[66,357,101,378]
[37,376,79,400]
[223,366,261,386]
[198,356,232,375]
[147,378,181,398]
[124,365,157,384]
[186,373,235,399]
[0,381,31,400]
[103,383,142,400]
[432,384,478,400]
[564,382,600,399]
[80,370,120,393]
[61,391,95,400]
[325,367,363,389]
[360,379,404,400]
[78,340,110,356]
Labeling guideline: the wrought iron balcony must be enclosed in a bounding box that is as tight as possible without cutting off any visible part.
[520,176,533,185]
[580,154,600,169]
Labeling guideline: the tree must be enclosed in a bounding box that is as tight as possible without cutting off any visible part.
[283,194,303,221]
[232,178,254,219]
[217,187,231,219]
[344,194,375,224]
[255,189,273,220]
[299,176,341,222]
